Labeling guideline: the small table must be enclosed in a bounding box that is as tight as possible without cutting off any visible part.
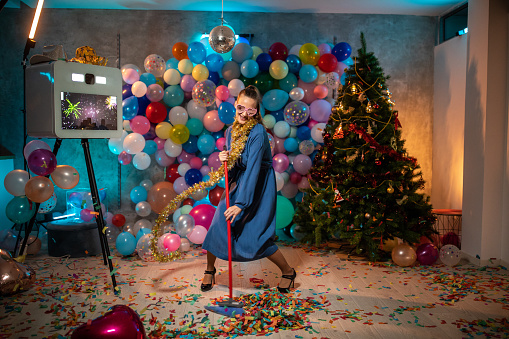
[46,220,103,257]
[431,209,462,249]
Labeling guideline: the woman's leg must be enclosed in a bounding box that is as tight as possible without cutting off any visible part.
[266,249,295,288]
[202,251,217,284]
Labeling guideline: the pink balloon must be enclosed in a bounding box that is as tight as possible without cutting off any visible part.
[272,153,290,173]
[272,136,286,154]
[310,99,332,122]
[146,84,164,102]
[335,62,348,76]
[207,152,221,171]
[216,137,226,151]
[308,119,319,130]
[163,233,182,252]
[189,157,203,169]
[200,165,211,176]
[122,68,140,84]
[80,209,94,222]
[189,204,216,230]
[177,150,194,164]
[187,225,208,244]
[313,85,328,99]
[226,96,235,105]
[154,137,165,150]
[298,79,317,105]
[293,154,312,175]
[118,151,132,165]
[181,75,197,92]
[24,140,51,160]
[203,110,225,132]
[215,85,230,101]
[290,171,302,184]
[155,149,175,167]
[281,182,298,199]
[318,43,332,55]
[130,116,151,134]
[298,176,311,191]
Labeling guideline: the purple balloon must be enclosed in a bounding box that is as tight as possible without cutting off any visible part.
[27,149,57,176]
[180,75,197,92]
[143,123,157,140]
[416,243,439,265]
[155,149,175,167]
[272,153,290,173]
[173,176,190,194]
[293,154,312,175]
[200,165,211,176]
[177,150,194,164]
[207,152,221,171]
[309,99,332,123]
[118,151,132,165]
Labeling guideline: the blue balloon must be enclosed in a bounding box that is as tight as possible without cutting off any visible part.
[137,95,151,116]
[197,134,216,155]
[205,54,224,72]
[332,42,352,62]
[166,58,179,70]
[208,71,220,85]
[185,168,203,186]
[295,192,304,202]
[183,135,199,154]
[271,108,285,122]
[122,96,138,120]
[98,189,107,202]
[130,186,147,204]
[340,72,347,86]
[143,140,157,155]
[193,198,213,207]
[262,89,289,111]
[122,84,132,100]
[211,130,224,140]
[240,59,259,78]
[259,104,265,118]
[163,85,184,107]
[188,42,207,64]
[218,102,236,124]
[286,54,302,74]
[116,232,136,256]
[297,126,311,140]
[343,57,354,66]
[136,228,151,241]
[284,138,299,152]
[279,73,298,93]
[236,36,250,45]
[299,64,318,83]
[256,53,273,72]
[139,73,156,86]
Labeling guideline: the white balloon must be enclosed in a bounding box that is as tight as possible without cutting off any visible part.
[133,152,151,170]
[186,100,207,120]
[140,179,153,190]
[289,87,305,101]
[228,79,245,97]
[109,131,128,155]
[123,120,132,132]
[315,67,327,84]
[273,121,291,138]
[134,219,152,235]
[163,69,181,86]
[179,238,191,252]
[169,106,189,125]
[280,171,290,184]
[289,44,302,56]
[135,201,152,217]
[131,81,147,98]
[164,139,183,157]
[275,172,284,191]
[178,163,191,176]
[311,123,327,143]
[123,133,146,154]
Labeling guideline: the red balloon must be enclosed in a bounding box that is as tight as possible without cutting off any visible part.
[146,102,167,124]
[189,204,216,230]
[111,214,126,228]
[318,53,338,73]
[268,42,288,61]
[290,172,302,184]
[182,198,194,206]
[71,305,145,339]
[209,186,225,206]
[165,163,180,183]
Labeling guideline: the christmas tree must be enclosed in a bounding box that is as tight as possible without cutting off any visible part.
[294,33,436,261]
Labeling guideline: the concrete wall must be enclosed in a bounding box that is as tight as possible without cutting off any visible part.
[432,35,466,209]
[0,7,437,219]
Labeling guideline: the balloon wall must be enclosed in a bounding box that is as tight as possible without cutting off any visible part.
[106,38,354,255]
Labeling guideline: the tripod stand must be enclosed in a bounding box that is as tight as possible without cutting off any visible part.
[18,138,117,291]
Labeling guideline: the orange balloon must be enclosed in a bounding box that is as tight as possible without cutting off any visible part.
[172,42,189,61]
[25,176,54,203]
[147,181,179,214]
[391,243,417,267]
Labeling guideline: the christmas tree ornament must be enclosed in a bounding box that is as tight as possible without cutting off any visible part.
[373,103,380,109]
[387,183,394,194]
[365,213,371,219]
[375,158,381,165]
[351,84,358,94]
[366,101,373,113]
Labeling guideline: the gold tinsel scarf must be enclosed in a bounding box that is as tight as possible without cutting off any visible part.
[149,118,259,262]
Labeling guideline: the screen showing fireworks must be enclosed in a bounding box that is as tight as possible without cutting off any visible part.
[60,92,118,130]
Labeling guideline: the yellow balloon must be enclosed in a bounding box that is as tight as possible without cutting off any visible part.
[169,124,190,144]
[155,78,164,89]
[178,59,194,75]
[299,43,320,65]
[251,46,263,60]
[192,64,210,82]
[382,237,399,252]
[155,122,172,139]
[391,243,417,267]
[269,60,289,80]
[164,69,181,86]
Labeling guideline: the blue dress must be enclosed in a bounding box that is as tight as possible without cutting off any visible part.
[202,123,278,262]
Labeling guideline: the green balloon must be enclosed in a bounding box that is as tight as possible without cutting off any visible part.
[6,196,36,224]
[186,118,204,136]
[253,72,274,95]
[276,195,294,229]
[238,75,253,87]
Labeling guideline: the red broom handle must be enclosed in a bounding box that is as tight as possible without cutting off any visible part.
[223,146,233,300]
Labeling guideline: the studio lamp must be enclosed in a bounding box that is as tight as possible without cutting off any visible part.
[23,0,44,62]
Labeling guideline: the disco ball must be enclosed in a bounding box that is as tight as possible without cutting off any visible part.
[209,25,236,54]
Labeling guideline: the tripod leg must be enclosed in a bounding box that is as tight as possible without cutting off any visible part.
[81,139,117,290]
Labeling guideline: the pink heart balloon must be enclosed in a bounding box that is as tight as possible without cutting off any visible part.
[71,305,146,339]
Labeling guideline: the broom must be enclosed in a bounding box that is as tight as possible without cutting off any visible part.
[204,146,245,317]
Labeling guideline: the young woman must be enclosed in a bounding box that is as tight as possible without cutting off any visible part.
[201,85,296,293]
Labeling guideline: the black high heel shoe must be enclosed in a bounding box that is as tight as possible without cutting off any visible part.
[277,268,296,293]
[200,267,216,292]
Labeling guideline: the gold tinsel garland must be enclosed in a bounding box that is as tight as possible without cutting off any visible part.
[149,118,259,262]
